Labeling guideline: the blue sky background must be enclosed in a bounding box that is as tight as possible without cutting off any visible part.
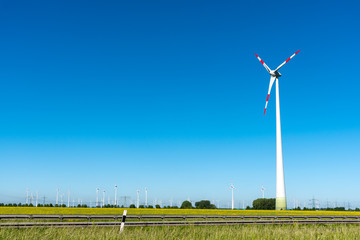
[0,0,359,208]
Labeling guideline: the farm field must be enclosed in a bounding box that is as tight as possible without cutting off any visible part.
[1,224,360,240]
[1,207,360,216]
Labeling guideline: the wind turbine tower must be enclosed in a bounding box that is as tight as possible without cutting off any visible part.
[56,187,59,206]
[102,190,106,207]
[145,187,148,207]
[255,50,300,210]
[114,185,118,207]
[35,191,39,207]
[136,189,140,208]
[228,184,236,210]
[67,190,71,208]
[96,188,99,207]
[26,188,29,204]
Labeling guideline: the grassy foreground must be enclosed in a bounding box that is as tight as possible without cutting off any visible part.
[1,225,360,239]
[1,207,360,216]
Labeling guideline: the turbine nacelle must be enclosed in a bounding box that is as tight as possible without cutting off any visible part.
[270,70,281,77]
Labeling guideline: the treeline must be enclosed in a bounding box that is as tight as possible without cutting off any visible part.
[297,207,360,211]
[250,199,360,211]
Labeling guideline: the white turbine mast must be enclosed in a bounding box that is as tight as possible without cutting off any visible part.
[56,187,59,206]
[136,189,140,208]
[67,190,71,208]
[96,188,99,207]
[114,185,118,207]
[35,191,39,207]
[255,50,300,210]
[228,184,236,210]
[102,190,106,207]
[26,188,29,205]
[145,187,148,207]
[261,184,266,199]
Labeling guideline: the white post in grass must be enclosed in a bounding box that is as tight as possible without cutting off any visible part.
[120,210,127,233]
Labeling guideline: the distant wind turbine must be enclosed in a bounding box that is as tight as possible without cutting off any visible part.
[261,184,266,199]
[67,190,71,208]
[56,187,59,205]
[228,184,236,210]
[114,185,118,207]
[96,188,99,207]
[136,189,140,208]
[145,187,148,207]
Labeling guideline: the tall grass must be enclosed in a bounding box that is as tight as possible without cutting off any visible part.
[1,224,360,240]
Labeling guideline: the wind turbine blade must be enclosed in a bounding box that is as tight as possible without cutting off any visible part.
[274,50,300,72]
[264,77,276,115]
[255,53,271,73]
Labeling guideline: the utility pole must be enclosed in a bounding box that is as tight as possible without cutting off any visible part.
[122,196,129,207]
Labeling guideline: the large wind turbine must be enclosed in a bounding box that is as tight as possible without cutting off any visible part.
[255,50,300,210]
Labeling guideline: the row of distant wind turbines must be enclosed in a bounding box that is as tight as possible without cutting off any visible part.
[49,186,148,208]
[26,183,266,209]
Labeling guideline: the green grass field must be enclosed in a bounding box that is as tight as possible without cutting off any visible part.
[1,207,360,216]
[1,224,360,240]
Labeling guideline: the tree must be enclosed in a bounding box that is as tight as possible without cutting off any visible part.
[155,204,161,208]
[252,198,275,210]
[147,205,154,208]
[139,205,144,208]
[180,201,193,209]
[195,200,216,209]
[129,204,136,208]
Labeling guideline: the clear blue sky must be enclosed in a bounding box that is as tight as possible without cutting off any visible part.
[0,0,359,208]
